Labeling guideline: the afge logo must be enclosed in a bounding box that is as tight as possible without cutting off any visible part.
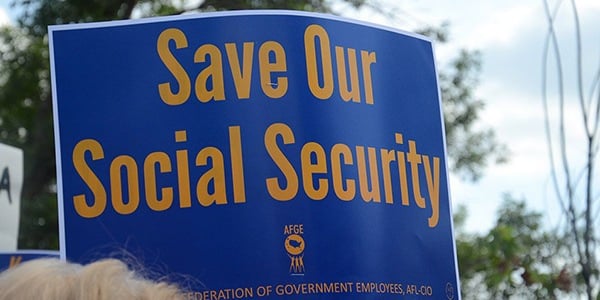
[284,224,305,275]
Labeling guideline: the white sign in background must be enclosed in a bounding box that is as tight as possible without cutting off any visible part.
[0,143,23,251]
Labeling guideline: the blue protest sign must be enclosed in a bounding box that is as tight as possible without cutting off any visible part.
[50,10,460,299]
[0,250,60,272]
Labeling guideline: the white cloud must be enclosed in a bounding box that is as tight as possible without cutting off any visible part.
[576,0,600,11]
[464,4,542,50]
[0,7,10,27]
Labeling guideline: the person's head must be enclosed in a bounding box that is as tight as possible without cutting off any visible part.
[0,258,185,300]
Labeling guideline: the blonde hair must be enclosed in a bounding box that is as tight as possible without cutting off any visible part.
[0,258,185,300]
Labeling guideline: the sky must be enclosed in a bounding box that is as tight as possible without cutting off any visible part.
[0,0,598,233]
[0,1,9,27]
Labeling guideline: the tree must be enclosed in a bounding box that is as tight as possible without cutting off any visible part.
[455,195,572,299]
[0,0,502,249]
[541,0,599,298]
[438,46,507,181]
